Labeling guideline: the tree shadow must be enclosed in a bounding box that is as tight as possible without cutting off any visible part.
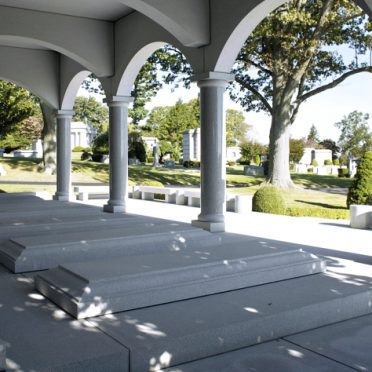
[294,200,348,210]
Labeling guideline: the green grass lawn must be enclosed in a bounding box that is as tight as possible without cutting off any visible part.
[0,158,351,219]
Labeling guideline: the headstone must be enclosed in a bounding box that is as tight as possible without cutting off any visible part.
[0,149,4,157]
[153,143,159,167]
[0,163,6,176]
[32,139,43,157]
[102,154,110,164]
[164,160,175,168]
[244,165,264,176]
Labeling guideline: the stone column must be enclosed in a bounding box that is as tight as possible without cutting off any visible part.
[103,96,133,213]
[53,110,74,201]
[192,72,233,232]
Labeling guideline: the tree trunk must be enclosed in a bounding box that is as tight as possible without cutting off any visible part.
[266,106,296,188]
[40,102,57,175]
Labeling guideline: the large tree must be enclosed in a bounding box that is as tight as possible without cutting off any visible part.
[335,110,372,157]
[230,0,372,187]
[226,109,251,146]
[0,80,36,137]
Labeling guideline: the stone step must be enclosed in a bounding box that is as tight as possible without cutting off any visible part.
[0,223,214,272]
[35,242,326,318]
[0,203,101,225]
[86,271,372,371]
[0,214,163,244]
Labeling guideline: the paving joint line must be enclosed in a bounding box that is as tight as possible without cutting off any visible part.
[282,338,361,371]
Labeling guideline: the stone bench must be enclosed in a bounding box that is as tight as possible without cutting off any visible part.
[350,205,372,230]
[74,185,109,201]
[137,186,177,203]
[176,189,252,214]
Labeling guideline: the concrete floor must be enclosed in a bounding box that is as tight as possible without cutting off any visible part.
[0,195,371,371]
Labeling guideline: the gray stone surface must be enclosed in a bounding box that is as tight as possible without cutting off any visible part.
[0,338,5,371]
[92,272,372,371]
[35,242,325,318]
[0,203,98,225]
[1,223,209,273]
[0,275,128,371]
[164,339,355,372]
[0,264,10,276]
[286,314,372,371]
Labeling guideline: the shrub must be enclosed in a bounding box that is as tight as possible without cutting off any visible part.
[333,159,340,166]
[324,159,332,165]
[252,186,286,215]
[81,151,92,161]
[147,156,154,164]
[338,168,349,178]
[347,151,372,207]
[307,167,313,173]
[254,154,261,165]
[92,132,109,155]
[239,158,251,165]
[72,146,85,152]
[227,160,236,167]
[183,160,200,168]
[365,194,372,205]
[311,159,318,167]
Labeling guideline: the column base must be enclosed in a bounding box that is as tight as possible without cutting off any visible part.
[191,219,225,233]
[103,203,126,213]
[53,193,71,202]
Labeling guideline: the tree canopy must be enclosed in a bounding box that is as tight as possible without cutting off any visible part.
[226,109,250,146]
[335,110,372,157]
[73,96,108,133]
[229,0,371,187]
[0,80,37,138]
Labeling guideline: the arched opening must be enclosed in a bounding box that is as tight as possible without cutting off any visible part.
[214,0,371,217]
[0,78,56,192]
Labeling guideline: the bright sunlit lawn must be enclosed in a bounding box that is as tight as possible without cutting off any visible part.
[0,158,352,219]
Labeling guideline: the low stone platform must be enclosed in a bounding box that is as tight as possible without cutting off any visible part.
[0,222,211,272]
[0,276,128,371]
[89,270,372,371]
[163,339,355,371]
[0,202,99,225]
[35,242,325,318]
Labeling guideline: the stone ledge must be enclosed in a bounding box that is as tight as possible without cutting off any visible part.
[350,205,372,230]
[35,244,326,319]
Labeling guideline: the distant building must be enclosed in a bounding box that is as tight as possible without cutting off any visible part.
[226,147,241,162]
[70,122,97,149]
[142,136,157,150]
[300,148,332,165]
[182,129,241,162]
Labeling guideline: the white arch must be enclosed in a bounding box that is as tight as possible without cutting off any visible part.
[116,42,166,96]
[118,0,209,47]
[214,0,286,72]
[60,71,91,110]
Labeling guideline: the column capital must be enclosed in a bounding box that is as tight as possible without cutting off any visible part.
[104,95,134,107]
[56,110,74,119]
[192,71,234,88]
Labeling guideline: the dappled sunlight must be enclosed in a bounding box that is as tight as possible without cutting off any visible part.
[123,315,167,338]
[149,351,173,371]
[287,348,304,359]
